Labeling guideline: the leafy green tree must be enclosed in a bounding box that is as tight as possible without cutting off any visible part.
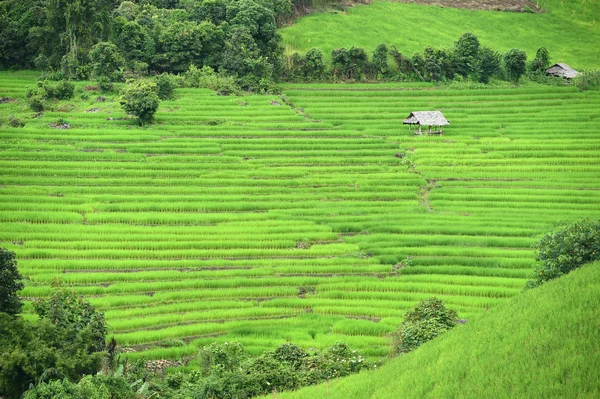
[0,287,108,398]
[525,219,600,289]
[331,48,350,80]
[0,248,23,316]
[393,297,458,354]
[112,17,155,66]
[119,80,161,125]
[454,32,480,77]
[89,42,125,81]
[503,48,527,82]
[477,46,501,83]
[154,73,176,100]
[34,287,107,353]
[372,43,389,78]
[530,46,551,73]
[303,48,326,81]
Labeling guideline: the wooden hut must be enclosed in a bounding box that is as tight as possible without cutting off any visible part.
[403,111,449,136]
[546,63,579,79]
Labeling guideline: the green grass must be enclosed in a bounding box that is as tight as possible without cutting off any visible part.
[270,261,600,398]
[1,71,600,361]
[281,0,600,69]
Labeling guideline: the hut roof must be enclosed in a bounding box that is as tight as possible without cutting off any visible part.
[403,111,449,126]
[546,63,579,79]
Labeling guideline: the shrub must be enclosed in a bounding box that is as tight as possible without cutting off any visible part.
[8,115,25,128]
[185,65,238,95]
[525,219,600,289]
[89,42,125,81]
[119,80,160,125]
[304,48,326,81]
[154,73,176,100]
[97,77,114,93]
[454,32,480,78]
[393,297,457,354]
[372,43,389,79]
[478,47,501,83]
[53,81,75,100]
[575,71,600,91]
[0,248,24,316]
[503,48,527,82]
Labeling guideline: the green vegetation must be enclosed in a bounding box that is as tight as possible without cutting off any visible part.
[525,218,600,289]
[0,248,23,315]
[281,0,600,70]
[271,261,600,398]
[1,73,600,366]
[392,297,457,354]
[119,80,161,126]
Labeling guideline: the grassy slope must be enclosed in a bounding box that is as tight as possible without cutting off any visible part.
[280,0,600,69]
[273,262,600,399]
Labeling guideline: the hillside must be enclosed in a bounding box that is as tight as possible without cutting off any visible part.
[281,0,600,70]
[1,73,600,362]
[271,261,600,398]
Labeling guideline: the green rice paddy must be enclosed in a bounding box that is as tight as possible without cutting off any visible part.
[1,71,600,361]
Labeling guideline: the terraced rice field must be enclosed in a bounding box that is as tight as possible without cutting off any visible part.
[1,72,599,362]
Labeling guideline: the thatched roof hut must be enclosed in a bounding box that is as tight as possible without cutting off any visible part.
[546,63,579,79]
[403,111,449,135]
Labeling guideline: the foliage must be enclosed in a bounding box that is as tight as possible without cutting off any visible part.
[525,219,600,289]
[331,46,369,80]
[33,286,108,353]
[393,297,457,354]
[503,48,527,82]
[185,65,239,95]
[477,47,501,83]
[23,373,136,399]
[53,81,75,100]
[530,46,551,73]
[154,73,176,100]
[0,289,107,398]
[0,248,23,316]
[304,48,327,81]
[574,71,600,91]
[454,32,480,77]
[8,115,25,128]
[119,80,161,125]
[155,341,369,398]
[89,42,125,82]
[371,44,389,78]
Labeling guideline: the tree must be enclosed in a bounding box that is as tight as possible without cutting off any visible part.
[372,43,389,78]
[454,32,480,77]
[0,248,23,316]
[89,42,125,81]
[503,48,527,82]
[393,297,458,354]
[303,48,326,81]
[525,219,600,289]
[1,288,108,398]
[530,46,551,73]
[477,47,501,83]
[119,80,160,125]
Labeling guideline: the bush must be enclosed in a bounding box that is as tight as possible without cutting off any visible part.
[185,65,238,95]
[119,80,160,125]
[8,115,25,128]
[525,219,600,290]
[97,77,114,93]
[89,42,125,81]
[393,297,457,354]
[574,71,600,91]
[54,81,75,100]
[0,248,24,315]
[503,48,527,83]
[154,73,176,100]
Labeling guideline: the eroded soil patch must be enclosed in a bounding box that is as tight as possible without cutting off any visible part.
[392,0,540,12]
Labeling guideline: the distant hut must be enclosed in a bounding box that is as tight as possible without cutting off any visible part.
[546,63,579,79]
[403,111,449,136]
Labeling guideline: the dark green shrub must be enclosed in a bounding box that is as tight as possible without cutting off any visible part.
[119,80,160,125]
[503,48,527,82]
[393,297,457,354]
[0,248,23,315]
[372,43,389,79]
[8,115,25,128]
[54,81,75,100]
[525,219,600,289]
[454,32,480,78]
[97,77,114,93]
[478,47,501,83]
[89,42,125,81]
[154,73,176,100]
[304,48,326,81]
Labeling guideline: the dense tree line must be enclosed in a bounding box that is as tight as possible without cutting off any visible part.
[1,0,562,90]
[284,33,554,84]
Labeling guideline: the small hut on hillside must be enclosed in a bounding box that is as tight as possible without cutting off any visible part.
[403,111,449,136]
[546,63,579,79]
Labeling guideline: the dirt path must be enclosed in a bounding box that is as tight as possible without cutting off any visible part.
[392,0,540,12]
